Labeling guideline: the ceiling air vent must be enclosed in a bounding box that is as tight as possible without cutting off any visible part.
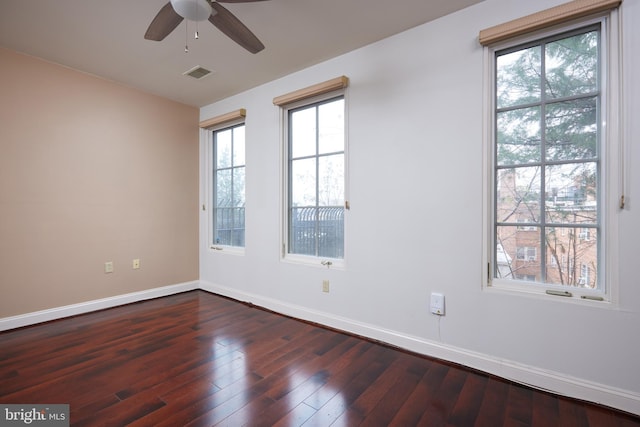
[183,66,213,80]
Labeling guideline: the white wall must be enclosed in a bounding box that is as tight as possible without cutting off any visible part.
[200,0,640,414]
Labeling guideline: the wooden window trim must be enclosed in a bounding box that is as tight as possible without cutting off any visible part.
[200,108,246,129]
[273,76,349,107]
[479,0,622,46]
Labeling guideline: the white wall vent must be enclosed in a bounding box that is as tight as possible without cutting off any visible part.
[183,66,213,80]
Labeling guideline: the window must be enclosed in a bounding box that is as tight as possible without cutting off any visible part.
[579,228,591,241]
[516,247,537,262]
[274,76,349,265]
[494,25,600,288]
[580,263,591,286]
[482,3,622,299]
[212,123,245,248]
[286,96,345,260]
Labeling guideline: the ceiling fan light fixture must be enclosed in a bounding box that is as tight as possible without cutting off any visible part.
[145,0,264,53]
[170,0,212,22]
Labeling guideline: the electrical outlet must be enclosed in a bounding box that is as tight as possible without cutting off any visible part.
[322,280,330,293]
[132,259,140,269]
[104,261,114,274]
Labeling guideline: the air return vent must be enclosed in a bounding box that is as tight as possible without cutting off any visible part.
[183,66,213,80]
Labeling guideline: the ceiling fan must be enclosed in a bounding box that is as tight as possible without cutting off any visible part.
[145,0,268,54]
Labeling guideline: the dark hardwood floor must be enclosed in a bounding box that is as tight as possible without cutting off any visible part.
[1,290,638,426]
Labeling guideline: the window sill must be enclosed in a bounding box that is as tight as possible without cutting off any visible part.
[209,246,245,256]
[485,281,615,307]
[282,253,345,270]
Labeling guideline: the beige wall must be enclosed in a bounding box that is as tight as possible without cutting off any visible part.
[0,47,199,317]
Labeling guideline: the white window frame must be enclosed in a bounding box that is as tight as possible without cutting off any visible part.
[205,117,246,255]
[482,10,622,303]
[280,90,348,269]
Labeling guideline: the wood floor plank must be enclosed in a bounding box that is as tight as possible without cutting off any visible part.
[262,336,359,405]
[473,377,510,426]
[1,290,638,427]
[504,383,534,426]
[531,389,560,426]
[557,397,590,427]
[254,370,330,427]
[385,364,435,426]
[271,402,317,427]
[414,364,469,426]
[73,394,167,427]
[413,359,451,426]
[302,346,396,425]
[357,354,432,426]
[335,354,415,425]
[301,342,382,411]
[447,369,489,426]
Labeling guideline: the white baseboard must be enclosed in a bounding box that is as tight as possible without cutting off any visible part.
[0,281,199,332]
[199,280,640,416]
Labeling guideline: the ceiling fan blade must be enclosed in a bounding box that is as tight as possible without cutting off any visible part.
[144,2,184,41]
[208,2,265,54]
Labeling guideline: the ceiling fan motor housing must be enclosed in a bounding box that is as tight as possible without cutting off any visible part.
[170,0,212,21]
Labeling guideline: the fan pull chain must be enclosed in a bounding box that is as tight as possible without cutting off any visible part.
[184,20,189,53]
[193,0,199,39]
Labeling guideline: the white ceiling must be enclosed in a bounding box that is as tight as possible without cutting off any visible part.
[0,0,484,107]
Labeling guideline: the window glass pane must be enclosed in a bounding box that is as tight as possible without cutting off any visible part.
[545,227,598,288]
[318,206,344,258]
[497,106,541,166]
[216,169,231,207]
[232,207,245,247]
[216,129,232,168]
[545,162,597,224]
[215,207,232,245]
[318,154,344,206]
[318,99,344,154]
[233,167,245,207]
[291,107,317,158]
[496,225,542,281]
[215,206,244,247]
[233,126,245,166]
[497,46,541,109]
[545,98,597,162]
[290,207,317,256]
[545,31,598,99]
[291,158,316,207]
[496,167,541,223]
